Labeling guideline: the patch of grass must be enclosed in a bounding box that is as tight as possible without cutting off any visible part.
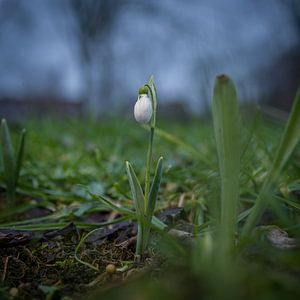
[0,88,299,299]
[0,119,26,206]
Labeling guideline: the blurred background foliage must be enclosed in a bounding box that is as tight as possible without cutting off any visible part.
[0,0,300,120]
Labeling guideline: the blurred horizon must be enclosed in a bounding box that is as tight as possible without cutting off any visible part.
[0,0,300,119]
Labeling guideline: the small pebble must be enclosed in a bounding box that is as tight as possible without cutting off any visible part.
[106,264,117,275]
[9,287,19,298]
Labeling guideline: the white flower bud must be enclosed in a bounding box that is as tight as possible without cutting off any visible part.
[134,94,153,123]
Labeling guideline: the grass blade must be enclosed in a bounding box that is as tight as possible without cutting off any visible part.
[143,125,210,166]
[242,86,300,236]
[148,156,163,217]
[1,119,16,204]
[0,141,3,173]
[88,191,135,216]
[15,128,26,184]
[212,75,240,254]
[152,215,167,230]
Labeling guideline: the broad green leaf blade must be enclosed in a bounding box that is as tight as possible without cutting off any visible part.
[1,119,16,203]
[126,161,145,217]
[15,128,26,184]
[212,75,240,252]
[243,86,300,236]
[148,157,163,217]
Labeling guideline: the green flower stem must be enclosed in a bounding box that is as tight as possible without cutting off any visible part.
[144,82,157,209]
[136,223,144,258]
[144,128,154,209]
[130,78,160,260]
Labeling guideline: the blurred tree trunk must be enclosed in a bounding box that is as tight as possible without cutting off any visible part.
[69,0,122,115]
[68,0,165,116]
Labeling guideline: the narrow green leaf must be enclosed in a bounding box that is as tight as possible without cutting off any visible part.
[212,75,240,253]
[148,156,163,217]
[88,191,135,216]
[126,161,145,217]
[152,215,167,230]
[15,128,26,184]
[281,198,300,210]
[237,207,252,223]
[0,141,3,173]
[243,86,300,236]
[1,119,16,203]
[267,87,300,180]
[0,217,129,231]
[144,125,210,166]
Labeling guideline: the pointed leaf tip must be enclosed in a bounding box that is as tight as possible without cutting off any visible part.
[217,74,230,82]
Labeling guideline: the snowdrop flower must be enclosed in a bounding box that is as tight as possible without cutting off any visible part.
[134,92,153,124]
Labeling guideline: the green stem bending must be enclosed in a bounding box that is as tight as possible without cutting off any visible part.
[144,81,158,208]
[144,128,154,208]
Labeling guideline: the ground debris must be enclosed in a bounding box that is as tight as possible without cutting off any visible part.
[0,220,136,299]
[0,231,33,248]
[256,225,297,249]
[265,226,297,249]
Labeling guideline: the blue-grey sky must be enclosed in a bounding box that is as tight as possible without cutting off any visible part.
[0,0,298,112]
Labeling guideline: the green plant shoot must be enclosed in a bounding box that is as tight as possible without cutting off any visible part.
[212,75,240,257]
[127,76,164,260]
